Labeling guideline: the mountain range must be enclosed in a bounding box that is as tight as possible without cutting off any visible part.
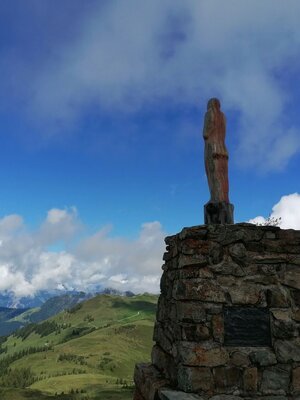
[0,288,135,337]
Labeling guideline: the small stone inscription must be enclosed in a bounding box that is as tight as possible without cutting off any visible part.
[224,307,271,346]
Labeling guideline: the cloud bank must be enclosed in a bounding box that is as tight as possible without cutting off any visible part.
[249,193,300,230]
[1,193,300,297]
[20,0,300,170]
[0,208,165,297]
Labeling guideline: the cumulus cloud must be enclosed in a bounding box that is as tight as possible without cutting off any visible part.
[38,207,81,245]
[249,193,300,229]
[0,209,165,297]
[20,0,300,170]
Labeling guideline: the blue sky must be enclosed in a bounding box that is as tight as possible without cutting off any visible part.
[0,0,300,296]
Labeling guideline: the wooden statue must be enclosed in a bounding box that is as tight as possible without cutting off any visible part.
[203,98,234,224]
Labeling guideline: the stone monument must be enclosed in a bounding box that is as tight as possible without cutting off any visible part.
[133,100,300,400]
[203,98,234,224]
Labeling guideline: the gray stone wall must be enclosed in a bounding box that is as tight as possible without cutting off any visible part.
[134,224,300,400]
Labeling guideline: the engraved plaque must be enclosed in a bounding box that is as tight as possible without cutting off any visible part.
[224,307,271,346]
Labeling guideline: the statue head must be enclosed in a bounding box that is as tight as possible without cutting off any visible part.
[207,98,221,111]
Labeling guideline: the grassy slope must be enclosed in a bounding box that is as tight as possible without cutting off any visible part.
[9,307,40,323]
[0,294,157,400]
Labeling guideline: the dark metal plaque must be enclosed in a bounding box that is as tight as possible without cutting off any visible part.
[224,307,271,346]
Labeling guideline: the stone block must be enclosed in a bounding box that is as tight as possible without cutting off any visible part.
[282,265,300,289]
[178,254,207,269]
[272,318,298,339]
[152,345,177,383]
[213,366,242,391]
[292,308,300,321]
[260,364,291,394]
[293,366,300,392]
[178,226,208,241]
[228,243,246,261]
[243,367,257,392]
[133,363,170,400]
[230,351,250,367]
[274,339,300,362]
[176,302,206,323]
[228,284,263,305]
[154,321,180,351]
[178,266,213,280]
[249,349,277,367]
[181,323,210,341]
[212,260,246,277]
[178,341,229,367]
[266,287,290,308]
[173,279,226,302]
[212,314,224,343]
[209,243,224,265]
[181,238,211,255]
[178,365,213,392]
[251,253,288,264]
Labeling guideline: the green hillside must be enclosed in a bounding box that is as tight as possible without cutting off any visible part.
[0,307,33,336]
[0,293,91,337]
[0,294,158,400]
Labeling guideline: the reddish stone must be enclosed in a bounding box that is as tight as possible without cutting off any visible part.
[212,314,224,343]
[243,367,258,392]
[293,367,300,392]
[178,342,229,367]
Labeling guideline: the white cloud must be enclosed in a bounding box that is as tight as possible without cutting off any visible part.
[249,193,300,229]
[2,194,300,298]
[23,0,300,170]
[0,210,165,297]
[0,215,24,237]
[38,207,80,245]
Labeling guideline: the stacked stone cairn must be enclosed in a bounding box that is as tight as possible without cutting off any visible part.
[133,223,300,399]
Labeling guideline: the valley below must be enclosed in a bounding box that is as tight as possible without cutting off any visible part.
[0,294,157,400]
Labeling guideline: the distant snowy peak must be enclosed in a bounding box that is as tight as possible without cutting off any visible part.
[0,287,135,309]
[100,287,135,297]
[0,289,84,309]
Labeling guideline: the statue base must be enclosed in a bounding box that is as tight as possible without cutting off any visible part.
[204,201,234,224]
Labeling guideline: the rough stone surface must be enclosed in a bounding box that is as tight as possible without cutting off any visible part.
[134,224,300,399]
[249,349,277,367]
[293,366,300,392]
[260,364,290,394]
[159,389,204,399]
[133,363,169,400]
[243,367,257,392]
[178,341,229,367]
[209,396,242,400]
[213,366,241,391]
[274,339,300,362]
[230,351,250,367]
[177,366,213,393]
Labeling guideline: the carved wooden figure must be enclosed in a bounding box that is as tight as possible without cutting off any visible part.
[203,98,234,224]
